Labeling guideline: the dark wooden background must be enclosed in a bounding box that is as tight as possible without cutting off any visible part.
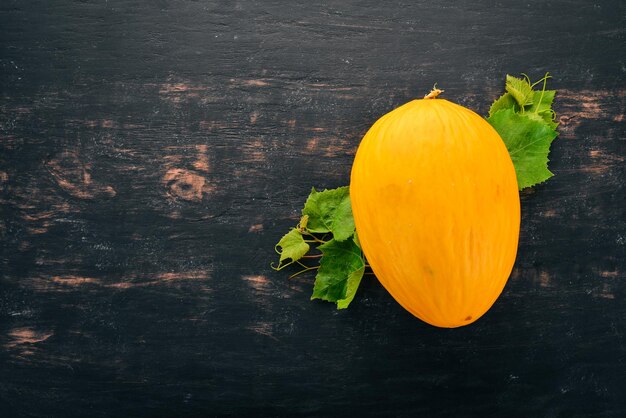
[1,0,625,416]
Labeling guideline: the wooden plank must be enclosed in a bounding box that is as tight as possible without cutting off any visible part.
[1,0,624,416]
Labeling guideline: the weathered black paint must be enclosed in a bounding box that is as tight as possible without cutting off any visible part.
[1,0,625,416]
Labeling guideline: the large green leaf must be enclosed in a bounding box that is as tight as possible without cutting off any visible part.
[311,238,365,309]
[488,109,558,189]
[302,186,355,241]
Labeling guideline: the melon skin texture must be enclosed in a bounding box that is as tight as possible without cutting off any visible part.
[350,98,520,328]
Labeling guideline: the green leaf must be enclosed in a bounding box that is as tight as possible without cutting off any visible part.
[302,186,355,241]
[526,110,558,130]
[505,75,534,107]
[488,92,517,117]
[488,109,558,189]
[311,238,365,309]
[275,229,310,269]
[528,90,556,113]
[527,90,558,129]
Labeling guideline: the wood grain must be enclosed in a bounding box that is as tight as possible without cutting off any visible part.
[1,0,625,416]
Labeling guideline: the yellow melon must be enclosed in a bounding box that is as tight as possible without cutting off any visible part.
[350,95,520,327]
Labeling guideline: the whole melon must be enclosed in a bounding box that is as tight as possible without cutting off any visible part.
[350,96,520,327]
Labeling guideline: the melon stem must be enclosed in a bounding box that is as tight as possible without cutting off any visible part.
[424,84,444,99]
